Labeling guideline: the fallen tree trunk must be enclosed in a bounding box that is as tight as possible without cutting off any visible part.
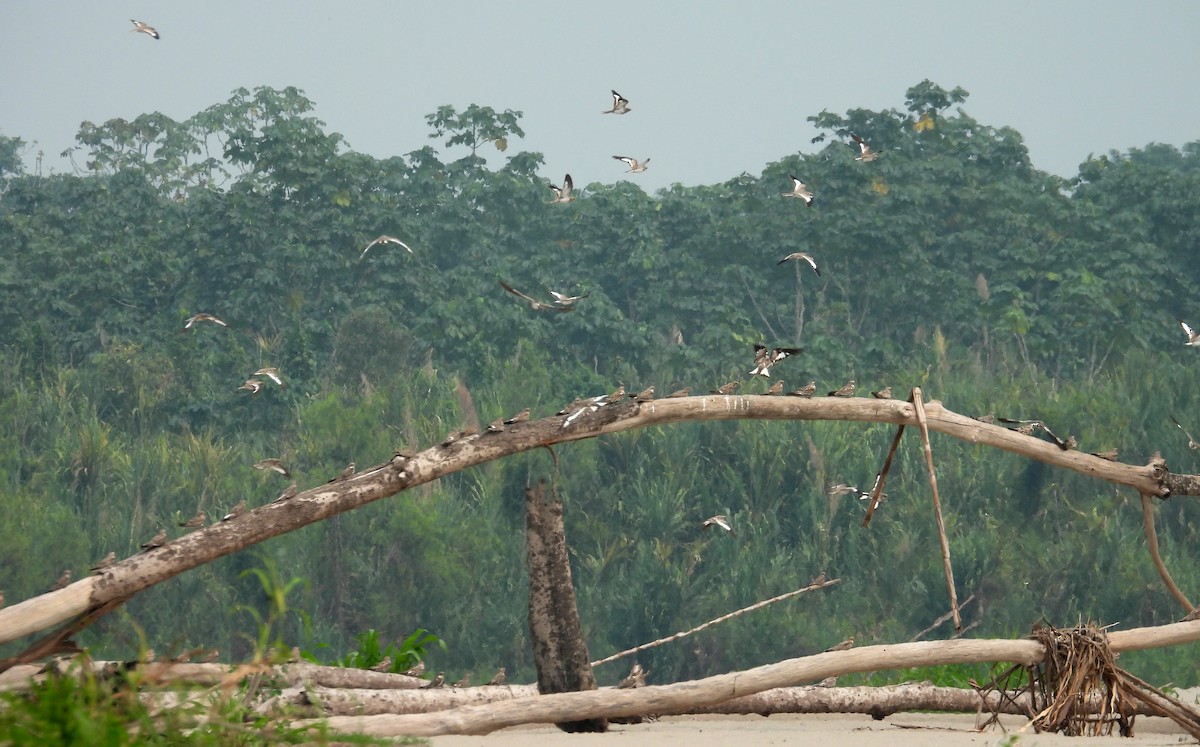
[301,620,1200,738]
[0,396,1182,654]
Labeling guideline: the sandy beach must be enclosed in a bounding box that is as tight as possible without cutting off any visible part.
[432,712,1196,746]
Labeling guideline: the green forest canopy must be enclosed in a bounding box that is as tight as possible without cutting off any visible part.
[1,80,1200,685]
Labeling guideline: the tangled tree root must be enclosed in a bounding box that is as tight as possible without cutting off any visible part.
[975,622,1200,740]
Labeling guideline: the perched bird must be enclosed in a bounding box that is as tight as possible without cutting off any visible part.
[221,500,246,522]
[548,290,588,306]
[451,674,471,688]
[370,657,393,673]
[824,637,855,652]
[1181,320,1200,346]
[777,252,820,275]
[402,662,426,677]
[141,528,167,551]
[253,458,291,478]
[631,386,655,402]
[239,379,264,395]
[441,428,477,447]
[974,411,996,424]
[333,463,356,482]
[788,381,817,398]
[486,667,506,686]
[130,19,159,39]
[503,407,531,425]
[701,514,734,533]
[423,672,445,689]
[1171,415,1200,450]
[178,510,206,529]
[616,663,646,689]
[711,381,740,395]
[665,387,691,398]
[272,482,298,503]
[182,313,227,330]
[90,552,116,571]
[486,417,507,433]
[764,380,784,396]
[603,385,627,405]
[52,570,72,590]
[548,174,575,203]
[871,386,892,400]
[781,175,815,206]
[750,345,803,377]
[613,155,650,173]
[602,90,631,114]
[851,133,882,161]
[360,234,414,259]
[500,281,574,312]
[998,418,1070,448]
[828,380,856,397]
[253,367,284,387]
[1090,449,1119,461]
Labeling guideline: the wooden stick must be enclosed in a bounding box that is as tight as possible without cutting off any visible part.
[590,578,840,668]
[863,420,906,527]
[911,387,961,632]
[1140,492,1193,613]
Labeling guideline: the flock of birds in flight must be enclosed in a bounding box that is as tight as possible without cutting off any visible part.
[16,19,1194,682]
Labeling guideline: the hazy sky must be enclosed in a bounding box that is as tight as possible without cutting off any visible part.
[1,2,1197,191]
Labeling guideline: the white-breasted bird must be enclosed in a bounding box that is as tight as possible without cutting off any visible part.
[130,19,159,39]
[750,345,803,377]
[360,234,414,259]
[851,133,882,162]
[1181,320,1200,346]
[777,252,820,276]
[602,90,631,114]
[500,281,574,313]
[548,174,575,203]
[781,176,814,206]
[613,155,649,173]
[183,313,227,330]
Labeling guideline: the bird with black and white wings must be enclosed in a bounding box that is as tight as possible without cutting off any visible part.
[613,155,649,173]
[361,234,414,259]
[1181,320,1200,346]
[603,90,631,114]
[781,176,814,206]
[548,174,575,203]
[130,19,159,39]
[500,281,574,312]
[850,133,882,161]
[777,252,820,275]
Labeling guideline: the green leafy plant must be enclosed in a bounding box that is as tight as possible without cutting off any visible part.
[336,628,447,673]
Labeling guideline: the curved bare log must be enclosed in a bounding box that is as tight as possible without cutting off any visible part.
[0,395,1179,650]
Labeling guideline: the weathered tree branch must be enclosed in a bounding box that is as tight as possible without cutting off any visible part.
[0,396,1181,652]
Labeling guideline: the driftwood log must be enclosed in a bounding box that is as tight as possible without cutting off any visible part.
[0,393,1185,659]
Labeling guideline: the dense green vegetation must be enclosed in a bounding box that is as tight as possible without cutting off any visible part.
[2,80,1200,688]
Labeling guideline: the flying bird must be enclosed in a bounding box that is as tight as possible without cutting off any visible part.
[140,528,167,551]
[1171,415,1200,450]
[253,458,291,477]
[1181,320,1200,346]
[828,483,858,496]
[828,380,856,397]
[500,281,574,312]
[182,313,227,330]
[781,176,815,206]
[777,252,820,275]
[548,174,575,203]
[701,514,734,534]
[850,133,882,161]
[360,234,414,259]
[179,510,206,529]
[548,290,588,306]
[253,367,284,387]
[603,90,631,114]
[239,379,264,395]
[788,381,817,397]
[221,500,246,522]
[613,155,650,173]
[90,552,116,571]
[130,19,159,39]
[750,345,803,377]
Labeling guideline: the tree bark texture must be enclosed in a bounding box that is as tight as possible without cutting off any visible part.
[525,480,606,733]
